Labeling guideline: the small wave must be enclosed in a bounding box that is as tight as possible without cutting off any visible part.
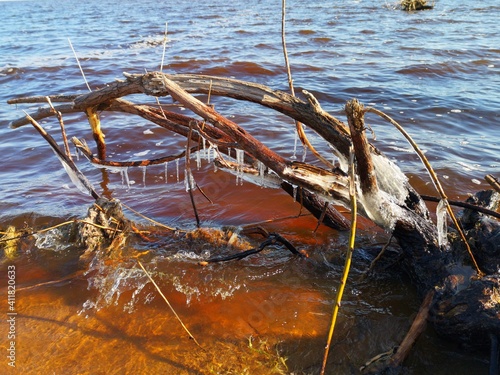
[396,60,490,78]
[167,57,229,72]
[128,37,164,49]
[311,37,332,43]
[299,29,316,35]
[202,61,278,77]
[0,66,23,76]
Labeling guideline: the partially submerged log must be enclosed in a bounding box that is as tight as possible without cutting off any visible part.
[401,0,434,11]
[7,72,500,372]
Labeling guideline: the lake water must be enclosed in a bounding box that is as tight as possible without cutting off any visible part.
[0,0,499,374]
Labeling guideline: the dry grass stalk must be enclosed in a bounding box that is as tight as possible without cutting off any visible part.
[320,146,358,375]
[136,259,202,348]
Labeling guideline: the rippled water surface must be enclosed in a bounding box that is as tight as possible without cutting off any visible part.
[0,0,499,374]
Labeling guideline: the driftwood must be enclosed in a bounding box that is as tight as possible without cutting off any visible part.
[7,72,500,372]
[400,0,434,11]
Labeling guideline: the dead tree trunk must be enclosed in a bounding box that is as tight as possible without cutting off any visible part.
[8,71,500,367]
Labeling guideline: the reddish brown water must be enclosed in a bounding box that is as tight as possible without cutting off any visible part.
[1,0,499,374]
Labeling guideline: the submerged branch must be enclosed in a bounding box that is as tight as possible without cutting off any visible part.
[202,232,302,263]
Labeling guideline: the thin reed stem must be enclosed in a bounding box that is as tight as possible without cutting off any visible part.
[160,22,168,72]
[186,124,201,227]
[68,38,91,92]
[46,96,72,161]
[121,202,180,232]
[320,146,357,375]
[137,260,202,349]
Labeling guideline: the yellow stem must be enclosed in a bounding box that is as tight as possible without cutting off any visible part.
[320,146,357,375]
[137,260,202,349]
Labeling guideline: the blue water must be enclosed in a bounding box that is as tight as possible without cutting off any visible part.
[0,0,499,373]
[1,0,499,219]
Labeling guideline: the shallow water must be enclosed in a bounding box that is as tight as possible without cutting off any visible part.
[0,0,499,373]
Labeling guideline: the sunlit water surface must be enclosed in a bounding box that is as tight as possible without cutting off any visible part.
[0,0,499,373]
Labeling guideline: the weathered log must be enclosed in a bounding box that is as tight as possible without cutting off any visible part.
[8,72,500,370]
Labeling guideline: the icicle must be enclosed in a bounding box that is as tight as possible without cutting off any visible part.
[121,167,131,189]
[184,171,189,191]
[164,162,168,184]
[257,160,265,184]
[212,145,218,163]
[235,149,245,186]
[207,145,212,163]
[176,159,180,183]
[196,151,201,170]
[184,170,196,192]
[436,199,448,247]
[141,166,147,187]
[301,145,307,163]
[236,149,244,166]
[292,184,298,202]
[190,172,196,190]
[291,129,298,160]
[74,145,80,161]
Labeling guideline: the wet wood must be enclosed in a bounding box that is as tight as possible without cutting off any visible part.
[486,174,500,194]
[389,290,435,368]
[7,71,500,370]
[345,98,377,195]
